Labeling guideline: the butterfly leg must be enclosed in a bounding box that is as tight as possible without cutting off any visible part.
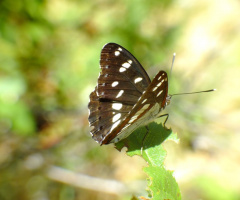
[157,114,169,127]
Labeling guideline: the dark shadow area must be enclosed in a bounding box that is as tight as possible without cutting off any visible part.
[115,122,172,152]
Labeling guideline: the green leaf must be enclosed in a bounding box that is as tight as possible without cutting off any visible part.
[144,166,181,200]
[115,122,181,200]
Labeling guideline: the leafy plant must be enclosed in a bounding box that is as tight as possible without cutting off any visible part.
[116,122,181,200]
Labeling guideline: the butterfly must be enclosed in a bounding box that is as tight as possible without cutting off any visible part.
[88,43,171,145]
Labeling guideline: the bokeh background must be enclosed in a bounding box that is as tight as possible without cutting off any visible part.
[0,0,239,200]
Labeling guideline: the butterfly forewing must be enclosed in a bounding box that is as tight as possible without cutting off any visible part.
[88,43,169,145]
[98,43,151,104]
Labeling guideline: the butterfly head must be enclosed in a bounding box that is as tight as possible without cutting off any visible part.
[166,95,171,106]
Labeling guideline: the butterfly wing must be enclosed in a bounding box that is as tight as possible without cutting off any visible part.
[100,70,169,144]
[88,43,151,144]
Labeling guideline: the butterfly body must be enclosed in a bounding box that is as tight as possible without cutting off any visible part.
[88,43,170,145]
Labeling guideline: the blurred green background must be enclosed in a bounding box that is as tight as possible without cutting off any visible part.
[0,0,239,200]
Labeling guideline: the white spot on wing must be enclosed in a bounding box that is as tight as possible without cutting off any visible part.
[129,115,138,123]
[122,62,131,68]
[142,99,147,104]
[115,51,120,56]
[112,103,123,110]
[157,81,162,87]
[158,75,162,80]
[116,90,124,98]
[157,90,163,97]
[110,120,121,132]
[118,47,122,51]
[119,67,126,72]
[128,60,132,64]
[136,104,150,115]
[112,81,119,87]
[129,104,150,123]
[152,87,158,91]
[134,77,143,83]
[112,113,121,122]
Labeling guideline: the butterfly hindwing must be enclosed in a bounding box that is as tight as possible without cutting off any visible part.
[100,70,168,144]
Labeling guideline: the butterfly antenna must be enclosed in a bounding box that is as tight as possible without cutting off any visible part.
[168,52,216,97]
[170,52,176,76]
[170,89,216,97]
